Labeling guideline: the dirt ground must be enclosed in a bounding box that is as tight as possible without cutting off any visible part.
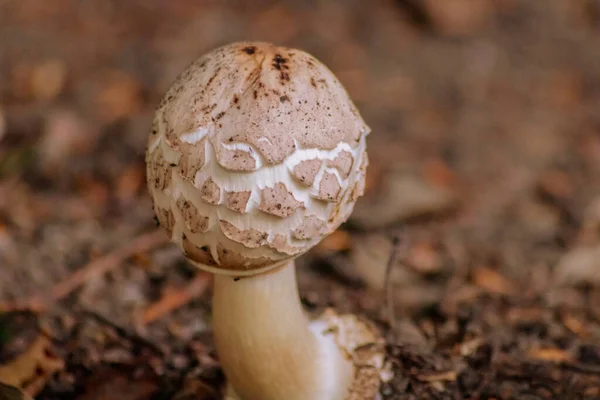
[1,1,600,399]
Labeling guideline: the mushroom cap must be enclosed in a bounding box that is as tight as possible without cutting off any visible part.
[146,41,369,275]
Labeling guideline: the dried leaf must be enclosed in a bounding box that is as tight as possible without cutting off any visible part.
[472,266,515,295]
[528,347,573,363]
[422,0,494,37]
[97,71,142,121]
[554,246,600,286]
[352,170,457,229]
[407,241,442,275]
[351,234,415,290]
[0,335,64,396]
[457,337,484,357]
[30,60,66,100]
[561,312,589,337]
[315,230,351,253]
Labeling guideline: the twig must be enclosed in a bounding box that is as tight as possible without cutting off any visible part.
[384,228,409,336]
[142,272,211,324]
[0,229,168,312]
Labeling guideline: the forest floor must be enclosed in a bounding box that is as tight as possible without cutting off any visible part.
[1,1,600,399]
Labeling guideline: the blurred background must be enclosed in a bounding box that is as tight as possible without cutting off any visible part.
[1,1,600,399]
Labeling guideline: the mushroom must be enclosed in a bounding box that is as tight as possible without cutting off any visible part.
[146,42,389,400]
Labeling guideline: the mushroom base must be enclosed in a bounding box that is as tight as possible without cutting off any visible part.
[212,262,390,400]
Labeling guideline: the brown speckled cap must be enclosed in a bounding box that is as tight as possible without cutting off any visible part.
[146,41,370,275]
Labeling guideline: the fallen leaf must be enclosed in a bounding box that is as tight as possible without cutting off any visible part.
[0,335,64,396]
[407,241,442,275]
[528,347,573,363]
[315,230,351,253]
[97,71,143,121]
[352,169,458,229]
[561,312,589,338]
[30,60,66,100]
[554,246,600,286]
[393,319,428,348]
[422,158,457,189]
[350,233,415,290]
[457,337,484,357]
[422,0,494,37]
[472,266,515,295]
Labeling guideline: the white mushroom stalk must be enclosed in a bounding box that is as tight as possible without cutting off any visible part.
[146,42,389,399]
[213,262,353,400]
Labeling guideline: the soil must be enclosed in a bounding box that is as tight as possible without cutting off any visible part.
[1,0,600,399]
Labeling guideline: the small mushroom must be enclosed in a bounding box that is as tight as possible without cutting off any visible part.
[146,42,388,400]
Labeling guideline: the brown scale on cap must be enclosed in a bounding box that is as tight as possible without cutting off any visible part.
[292,215,327,240]
[214,140,259,171]
[178,142,206,184]
[176,198,209,233]
[148,151,171,191]
[220,220,267,248]
[358,151,369,172]
[268,234,303,256]
[200,178,221,204]
[225,190,251,214]
[292,159,322,186]
[351,178,366,202]
[156,207,174,236]
[317,172,342,201]
[327,151,354,179]
[350,152,369,202]
[259,183,305,218]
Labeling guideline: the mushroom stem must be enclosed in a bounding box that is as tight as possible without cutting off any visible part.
[213,261,354,400]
